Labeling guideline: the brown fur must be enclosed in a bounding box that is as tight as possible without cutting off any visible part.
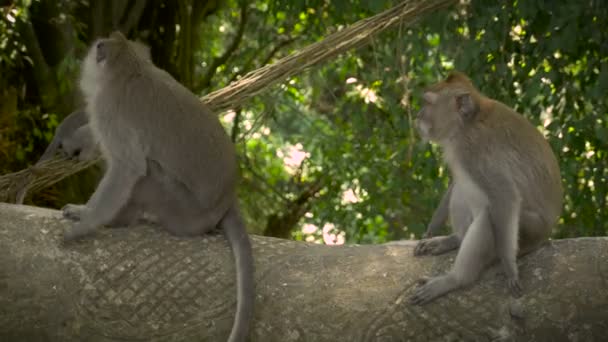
[411,71,563,305]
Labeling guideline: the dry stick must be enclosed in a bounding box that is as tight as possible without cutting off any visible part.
[0,0,457,203]
[202,0,457,113]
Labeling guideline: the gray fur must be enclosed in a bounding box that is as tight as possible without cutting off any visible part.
[411,72,563,305]
[59,124,98,161]
[62,31,254,341]
[36,109,96,163]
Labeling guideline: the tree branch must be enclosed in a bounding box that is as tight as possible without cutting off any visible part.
[16,14,60,111]
[199,0,249,90]
[228,36,297,84]
[263,179,323,238]
[118,0,147,35]
[1,203,606,341]
[203,0,457,113]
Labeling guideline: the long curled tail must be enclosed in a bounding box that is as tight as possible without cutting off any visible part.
[220,204,255,342]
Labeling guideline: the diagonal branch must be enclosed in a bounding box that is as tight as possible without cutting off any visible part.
[202,0,457,113]
[199,0,249,90]
[0,0,458,202]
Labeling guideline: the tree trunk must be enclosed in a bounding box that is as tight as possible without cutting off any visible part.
[0,203,606,341]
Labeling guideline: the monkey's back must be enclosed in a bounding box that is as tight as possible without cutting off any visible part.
[91,65,238,215]
[474,100,563,224]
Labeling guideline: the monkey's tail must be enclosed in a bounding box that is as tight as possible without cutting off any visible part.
[220,203,255,342]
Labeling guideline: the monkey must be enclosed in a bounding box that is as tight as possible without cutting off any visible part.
[14,110,99,204]
[410,71,563,305]
[60,124,98,161]
[35,39,153,164]
[35,109,95,163]
[61,32,254,341]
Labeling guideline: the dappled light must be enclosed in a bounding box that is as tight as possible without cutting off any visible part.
[0,0,606,244]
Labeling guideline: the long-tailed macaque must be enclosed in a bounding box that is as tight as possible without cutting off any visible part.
[61,32,254,341]
[35,109,96,163]
[411,71,563,305]
[35,39,153,164]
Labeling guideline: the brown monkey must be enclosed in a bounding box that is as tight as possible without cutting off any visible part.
[61,32,254,341]
[411,71,563,305]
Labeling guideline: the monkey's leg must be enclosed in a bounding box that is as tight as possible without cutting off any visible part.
[150,190,222,237]
[63,166,142,241]
[105,201,143,228]
[410,210,494,305]
[136,169,221,237]
[488,190,523,297]
[517,210,551,257]
[413,234,460,256]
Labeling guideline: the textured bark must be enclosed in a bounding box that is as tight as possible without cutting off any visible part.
[0,203,607,342]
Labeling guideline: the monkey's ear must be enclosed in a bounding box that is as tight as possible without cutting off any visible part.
[110,31,127,42]
[455,93,478,120]
[423,91,439,104]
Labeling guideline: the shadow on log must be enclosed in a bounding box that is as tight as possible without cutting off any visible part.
[0,203,607,341]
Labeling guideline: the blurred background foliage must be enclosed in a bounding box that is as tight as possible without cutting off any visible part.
[0,0,606,244]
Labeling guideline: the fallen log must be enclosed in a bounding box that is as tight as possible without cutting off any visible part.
[0,203,606,341]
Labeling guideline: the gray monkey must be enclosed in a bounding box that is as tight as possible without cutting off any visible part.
[411,71,563,305]
[36,109,97,163]
[62,32,254,342]
[35,38,152,163]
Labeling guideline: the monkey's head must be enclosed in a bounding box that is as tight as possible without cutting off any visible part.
[80,31,150,99]
[415,87,479,143]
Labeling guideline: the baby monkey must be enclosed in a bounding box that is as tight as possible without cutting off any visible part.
[62,32,254,341]
[411,71,563,305]
[35,109,94,163]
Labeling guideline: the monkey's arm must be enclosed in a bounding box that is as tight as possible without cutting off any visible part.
[63,164,143,241]
[424,181,453,238]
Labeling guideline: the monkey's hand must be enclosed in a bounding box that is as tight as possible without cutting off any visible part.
[413,235,460,256]
[503,264,523,298]
[63,222,97,242]
[62,204,89,221]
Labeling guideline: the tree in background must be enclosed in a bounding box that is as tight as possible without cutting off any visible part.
[0,0,606,244]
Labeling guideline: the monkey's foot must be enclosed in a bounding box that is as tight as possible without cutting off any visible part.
[410,274,457,305]
[63,223,97,242]
[62,204,88,221]
[413,235,459,256]
[507,276,523,298]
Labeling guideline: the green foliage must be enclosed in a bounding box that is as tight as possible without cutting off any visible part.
[235,0,608,243]
[1,0,607,244]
